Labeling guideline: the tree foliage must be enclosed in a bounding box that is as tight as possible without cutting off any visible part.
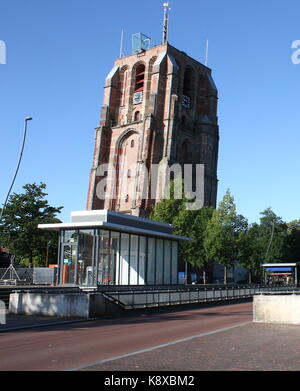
[173,207,214,270]
[0,183,63,267]
[203,190,248,282]
[284,220,300,263]
[239,208,288,281]
[151,180,214,273]
[152,184,300,284]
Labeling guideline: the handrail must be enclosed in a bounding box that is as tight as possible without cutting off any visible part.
[101,285,299,309]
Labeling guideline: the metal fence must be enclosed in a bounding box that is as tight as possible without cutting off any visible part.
[102,285,298,309]
[0,267,57,286]
[0,268,34,286]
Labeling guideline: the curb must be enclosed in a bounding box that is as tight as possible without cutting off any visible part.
[0,317,99,333]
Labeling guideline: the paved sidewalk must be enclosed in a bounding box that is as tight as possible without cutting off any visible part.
[80,322,300,371]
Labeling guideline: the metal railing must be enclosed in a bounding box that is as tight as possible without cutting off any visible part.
[101,285,299,309]
[0,268,33,286]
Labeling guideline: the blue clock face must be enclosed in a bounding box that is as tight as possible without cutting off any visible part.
[133,92,143,105]
[182,95,191,109]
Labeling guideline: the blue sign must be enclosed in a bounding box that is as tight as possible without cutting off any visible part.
[266,267,293,272]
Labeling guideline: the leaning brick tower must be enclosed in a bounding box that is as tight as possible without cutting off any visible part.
[87,7,219,217]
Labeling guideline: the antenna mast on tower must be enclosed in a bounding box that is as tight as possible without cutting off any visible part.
[163,1,171,44]
[120,29,125,58]
[205,39,209,66]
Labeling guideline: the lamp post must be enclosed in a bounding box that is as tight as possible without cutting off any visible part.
[0,117,32,223]
[265,221,275,261]
[46,241,51,267]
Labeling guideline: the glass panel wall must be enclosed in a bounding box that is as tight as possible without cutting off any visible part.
[60,230,79,285]
[164,240,171,285]
[59,229,180,287]
[98,230,110,285]
[156,239,164,285]
[120,233,130,285]
[171,241,178,284]
[110,231,120,285]
[130,235,139,285]
[63,230,78,244]
[61,244,77,285]
[139,236,147,285]
[77,229,95,286]
[147,238,156,285]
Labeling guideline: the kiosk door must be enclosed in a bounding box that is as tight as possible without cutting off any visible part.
[61,244,78,285]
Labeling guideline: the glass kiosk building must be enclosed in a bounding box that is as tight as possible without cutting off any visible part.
[39,210,191,288]
[261,263,300,286]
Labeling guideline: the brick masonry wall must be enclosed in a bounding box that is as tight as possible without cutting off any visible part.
[87,43,219,215]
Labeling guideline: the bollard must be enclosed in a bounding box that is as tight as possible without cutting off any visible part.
[0,300,6,325]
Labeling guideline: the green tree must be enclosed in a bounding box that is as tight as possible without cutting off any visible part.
[204,190,248,283]
[151,180,214,281]
[173,207,214,281]
[284,220,300,262]
[258,208,287,263]
[150,178,186,225]
[0,183,63,267]
[239,209,288,283]
[239,223,264,283]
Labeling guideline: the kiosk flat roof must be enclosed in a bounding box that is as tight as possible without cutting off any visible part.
[38,210,192,241]
[261,263,298,267]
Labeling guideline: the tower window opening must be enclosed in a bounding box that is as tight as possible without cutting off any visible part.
[183,67,194,99]
[134,64,145,93]
[111,116,117,127]
[127,169,131,178]
[131,140,135,148]
[134,111,141,122]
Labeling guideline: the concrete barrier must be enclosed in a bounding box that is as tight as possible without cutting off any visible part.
[254,294,300,325]
[9,292,121,318]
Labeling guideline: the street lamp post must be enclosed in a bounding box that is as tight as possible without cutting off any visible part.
[0,117,32,223]
[46,241,51,267]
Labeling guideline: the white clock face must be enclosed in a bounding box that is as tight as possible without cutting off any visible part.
[182,95,191,109]
[133,92,143,105]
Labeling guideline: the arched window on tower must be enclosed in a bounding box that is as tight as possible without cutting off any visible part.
[134,64,145,93]
[134,111,141,122]
[121,68,129,107]
[179,140,193,165]
[182,67,194,109]
[133,64,145,105]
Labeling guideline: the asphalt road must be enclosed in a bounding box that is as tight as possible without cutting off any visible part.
[0,301,253,371]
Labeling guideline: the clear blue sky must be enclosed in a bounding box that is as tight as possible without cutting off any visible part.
[0,0,299,224]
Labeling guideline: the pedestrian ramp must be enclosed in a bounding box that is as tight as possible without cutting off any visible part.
[99,285,288,310]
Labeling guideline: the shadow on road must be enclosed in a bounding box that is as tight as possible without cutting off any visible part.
[0,299,253,334]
